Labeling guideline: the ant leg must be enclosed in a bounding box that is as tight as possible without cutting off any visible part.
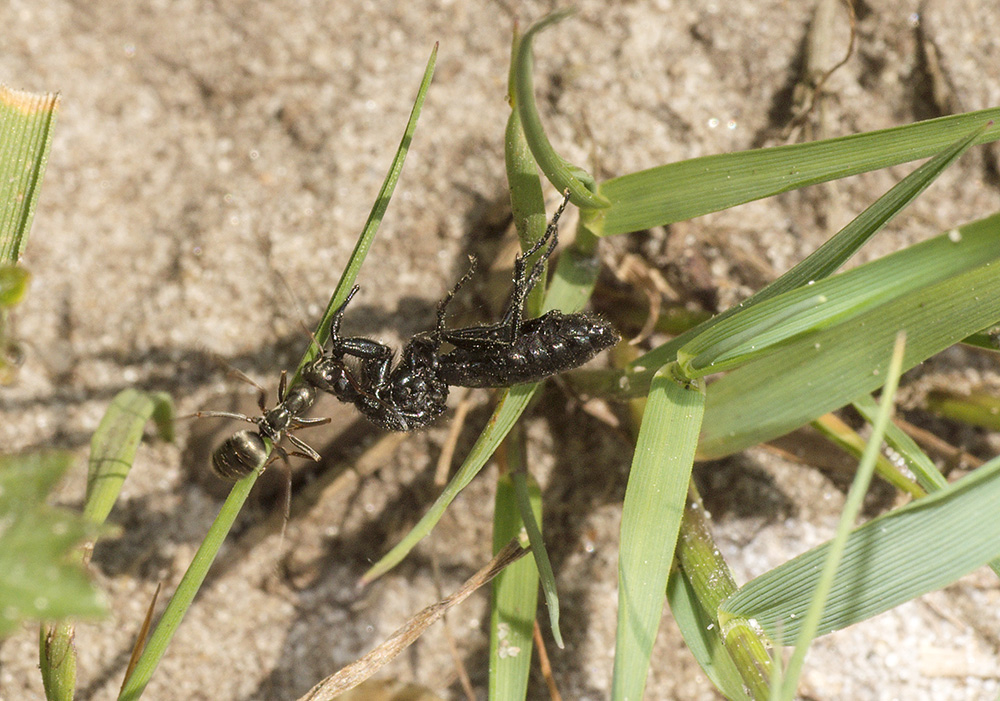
[194,410,257,425]
[286,433,322,461]
[435,256,478,335]
[329,285,361,338]
[276,370,288,402]
[291,416,332,428]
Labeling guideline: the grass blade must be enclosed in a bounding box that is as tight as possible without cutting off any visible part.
[597,111,1000,236]
[513,10,608,210]
[699,212,1000,458]
[778,334,906,697]
[612,366,704,700]
[719,443,1000,645]
[490,470,542,700]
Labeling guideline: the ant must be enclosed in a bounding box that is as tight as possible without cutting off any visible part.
[196,369,330,480]
[303,191,619,431]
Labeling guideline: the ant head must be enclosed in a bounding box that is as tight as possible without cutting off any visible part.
[301,355,362,402]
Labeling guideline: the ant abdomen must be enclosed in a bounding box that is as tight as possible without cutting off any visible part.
[212,430,269,480]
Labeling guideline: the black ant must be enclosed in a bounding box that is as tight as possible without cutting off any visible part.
[303,191,619,431]
[196,369,330,480]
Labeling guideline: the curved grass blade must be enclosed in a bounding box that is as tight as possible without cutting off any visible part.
[612,366,704,701]
[120,47,439,701]
[699,212,1000,458]
[513,10,609,210]
[719,440,1000,645]
[597,111,1000,236]
[0,86,59,262]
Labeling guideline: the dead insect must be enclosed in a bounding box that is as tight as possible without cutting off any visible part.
[304,191,619,430]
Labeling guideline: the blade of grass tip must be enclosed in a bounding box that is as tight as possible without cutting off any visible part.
[0,86,59,262]
[122,48,439,701]
[491,462,542,700]
[778,333,906,699]
[294,43,438,374]
[362,383,537,583]
[598,111,1000,236]
[514,10,609,210]
[613,364,705,701]
[85,390,174,526]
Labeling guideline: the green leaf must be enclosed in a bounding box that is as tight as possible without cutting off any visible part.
[0,452,105,638]
[597,109,1000,236]
[719,451,1000,645]
[0,86,59,262]
[613,366,704,700]
[699,212,1000,458]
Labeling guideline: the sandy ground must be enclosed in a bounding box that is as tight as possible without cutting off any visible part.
[2,0,1000,699]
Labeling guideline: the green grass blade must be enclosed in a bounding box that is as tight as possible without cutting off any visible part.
[699,212,1000,458]
[567,129,987,399]
[0,86,59,262]
[598,110,1000,236]
[85,389,174,525]
[719,450,1000,645]
[513,10,608,210]
[118,475,257,701]
[778,335,905,698]
[120,49,438,700]
[613,366,704,701]
[490,472,541,700]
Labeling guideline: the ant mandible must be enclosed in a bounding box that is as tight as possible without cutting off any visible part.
[303,191,619,431]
